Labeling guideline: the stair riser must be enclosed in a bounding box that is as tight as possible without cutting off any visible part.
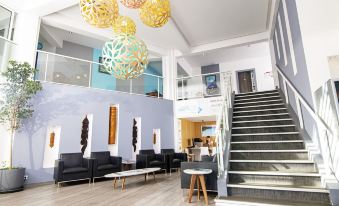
[231,142,304,150]
[232,127,297,134]
[233,114,290,121]
[235,93,280,100]
[229,174,322,187]
[234,100,283,107]
[231,152,309,160]
[230,162,317,173]
[234,109,288,116]
[227,188,330,205]
[235,96,282,103]
[233,120,294,127]
[231,134,301,142]
[234,105,285,112]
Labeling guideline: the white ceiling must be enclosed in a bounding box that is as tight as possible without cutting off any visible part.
[171,0,271,47]
[1,0,274,64]
[181,41,270,68]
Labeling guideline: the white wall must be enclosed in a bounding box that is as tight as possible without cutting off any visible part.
[296,0,339,96]
[219,56,275,94]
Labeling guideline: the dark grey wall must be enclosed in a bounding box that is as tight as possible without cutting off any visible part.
[13,82,174,184]
[273,0,314,108]
[273,1,317,143]
[56,41,93,61]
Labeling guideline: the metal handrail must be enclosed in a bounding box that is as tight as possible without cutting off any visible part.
[0,36,16,45]
[176,71,226,80]
[276,65,339,182]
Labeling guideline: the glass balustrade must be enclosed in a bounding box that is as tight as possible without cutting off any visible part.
[35,51,164,98]
[0,37,15,73]
[177,72,226,100]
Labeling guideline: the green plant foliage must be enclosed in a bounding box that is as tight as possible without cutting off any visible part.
[0,60,42,168]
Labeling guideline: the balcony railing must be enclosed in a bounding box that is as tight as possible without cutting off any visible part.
[35,50,164,98]
[0,36,16,73]
[176,71,229,100]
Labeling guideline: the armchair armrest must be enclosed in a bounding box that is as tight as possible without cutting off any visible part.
[174,152,187,161]
[53,159,64,182]
[83,158,93,176]
[110,156,122,168]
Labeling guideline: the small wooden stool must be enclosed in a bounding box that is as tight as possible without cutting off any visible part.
[183,169,212,205]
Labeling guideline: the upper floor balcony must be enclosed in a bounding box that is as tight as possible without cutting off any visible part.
[34,50,164,99]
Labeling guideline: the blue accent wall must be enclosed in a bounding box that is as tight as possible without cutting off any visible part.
[91,49,116,90]
[144,61,163,95]
[13,82,174,184]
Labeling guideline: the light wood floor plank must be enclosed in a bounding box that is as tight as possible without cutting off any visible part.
[0,173,216,206]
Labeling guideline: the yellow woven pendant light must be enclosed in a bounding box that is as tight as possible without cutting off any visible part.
[139,0,171,28]
[120,0,147,9]
[113,16,136,35]
[79,0,119,28]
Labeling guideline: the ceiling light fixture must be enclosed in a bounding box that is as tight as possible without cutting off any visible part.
[102,34,148,80]
[139,0,171,28]
[120,0,147,9]
[79,0,119,28]
[113,16,136,35]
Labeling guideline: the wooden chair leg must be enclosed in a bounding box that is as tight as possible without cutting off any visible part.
[197,176,200,200]
[188,175,197,203]
[199,175,208,205]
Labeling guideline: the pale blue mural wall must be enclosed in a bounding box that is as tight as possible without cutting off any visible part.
[13,82,174,184]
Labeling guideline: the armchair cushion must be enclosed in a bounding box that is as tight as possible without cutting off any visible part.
[60,153,83,168]
[149,160,164,167]
[91,152,110,165]
[173,158,181,163]
[63,167,88,174]
[97,164,118,171]
[139,150,155,155]
[161,149,175,154]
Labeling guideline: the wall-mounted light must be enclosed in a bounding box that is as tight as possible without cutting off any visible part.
[49,131,55,148]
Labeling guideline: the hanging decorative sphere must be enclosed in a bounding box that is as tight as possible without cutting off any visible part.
[102,34,148,79]
[120,0,146,9]
[139,0,170,28]
[79,0,119,28]
[113,16,136,35]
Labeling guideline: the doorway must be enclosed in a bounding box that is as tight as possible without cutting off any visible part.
[237,69,257,93]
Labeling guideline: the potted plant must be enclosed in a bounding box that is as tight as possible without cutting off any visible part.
[0,60,42,193]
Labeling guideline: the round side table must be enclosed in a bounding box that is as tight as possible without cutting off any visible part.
[183,168,212,205]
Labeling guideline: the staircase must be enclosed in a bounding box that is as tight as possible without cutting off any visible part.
[216,90,331,206]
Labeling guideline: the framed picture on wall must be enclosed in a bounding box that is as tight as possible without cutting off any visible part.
[98,57,110,74]
[205,74,219,96]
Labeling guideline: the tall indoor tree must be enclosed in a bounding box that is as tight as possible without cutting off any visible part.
[0,60,42,169]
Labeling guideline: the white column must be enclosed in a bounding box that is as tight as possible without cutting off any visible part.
[11,12,41,65]
[162,49,177,100]
[162,50,180,151]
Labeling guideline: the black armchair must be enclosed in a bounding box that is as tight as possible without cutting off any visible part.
[136,149,166,172]
[161,149,187,173]
[180,156,218,191]
[53,153,92,187]
[91,151,122,182]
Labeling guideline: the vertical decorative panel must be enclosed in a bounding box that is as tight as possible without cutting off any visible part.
[108,106,117,144]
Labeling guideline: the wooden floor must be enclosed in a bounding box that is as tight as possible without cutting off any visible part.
[0,172,216,206]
